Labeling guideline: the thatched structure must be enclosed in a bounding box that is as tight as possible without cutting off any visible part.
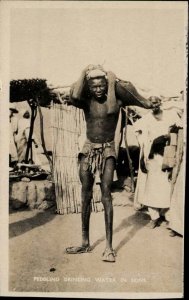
[52,103,103,214]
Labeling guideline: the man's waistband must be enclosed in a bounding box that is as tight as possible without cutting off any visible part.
[85,139,114,149]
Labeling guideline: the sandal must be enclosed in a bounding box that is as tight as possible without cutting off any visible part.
[148,219,159,229]
[169,230,177,237]
[102,249,116,263]
[66,246,92,254]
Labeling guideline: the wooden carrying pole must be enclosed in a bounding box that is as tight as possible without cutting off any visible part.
[123,107,135,192]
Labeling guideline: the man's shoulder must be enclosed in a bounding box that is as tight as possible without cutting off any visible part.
[116,80,134,90]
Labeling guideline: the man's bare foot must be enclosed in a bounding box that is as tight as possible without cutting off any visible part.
[102,248,116,262]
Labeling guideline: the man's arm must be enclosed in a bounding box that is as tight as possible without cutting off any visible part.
[52,83,87,109]
[61,66,94,108]
[67,83,87,109]
[115,80,153,108]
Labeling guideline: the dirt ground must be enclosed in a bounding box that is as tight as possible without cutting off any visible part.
[9,190,184,296]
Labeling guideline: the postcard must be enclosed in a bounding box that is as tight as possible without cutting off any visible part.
[0,1,187,298]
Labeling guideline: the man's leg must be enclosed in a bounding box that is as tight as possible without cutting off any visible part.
[66,155,94,254]
[100,157,115,262]
[79,156,94,248]
[160,208,170,222]
[148,207,160,229]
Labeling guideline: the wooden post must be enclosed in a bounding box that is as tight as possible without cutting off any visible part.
[123,107,135,192]
[36,98,53,172]
[25,102,37,163]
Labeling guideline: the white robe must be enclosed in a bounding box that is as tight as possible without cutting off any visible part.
[133,109,182,209]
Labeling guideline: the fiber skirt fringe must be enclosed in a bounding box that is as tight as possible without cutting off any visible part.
[79,139,116,177]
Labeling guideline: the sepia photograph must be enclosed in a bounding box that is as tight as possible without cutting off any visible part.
[0,0,187,298]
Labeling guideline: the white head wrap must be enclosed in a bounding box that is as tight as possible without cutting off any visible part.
[86,65,106,80]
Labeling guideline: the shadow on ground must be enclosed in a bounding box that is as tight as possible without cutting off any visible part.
[91,211,150,253]
[9,208,56,238]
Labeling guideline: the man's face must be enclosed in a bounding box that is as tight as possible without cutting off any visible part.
[151,98,161,114]
[88,77,107,99]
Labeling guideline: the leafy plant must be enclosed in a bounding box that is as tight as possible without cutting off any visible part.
[10,78,57,107]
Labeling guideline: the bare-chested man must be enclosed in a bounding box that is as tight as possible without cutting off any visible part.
[57,65,160,262]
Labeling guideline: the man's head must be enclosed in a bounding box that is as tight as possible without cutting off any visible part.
[150,96,162,114]
[86,66,107,100]
[87,77,107,100]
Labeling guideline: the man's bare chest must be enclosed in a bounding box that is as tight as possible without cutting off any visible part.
[90,100,108,118]
[87,99,120,118]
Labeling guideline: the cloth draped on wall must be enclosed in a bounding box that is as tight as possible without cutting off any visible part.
[169,159,184,235]
[9,119,18,163]
[169,128,184,235]
[15,118,30,162]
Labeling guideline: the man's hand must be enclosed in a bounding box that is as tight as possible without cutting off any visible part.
[52,88,71,104]
[106,71,116,82]
[169,124,182,134]
[140,155,148,173]
[83,64,96,76]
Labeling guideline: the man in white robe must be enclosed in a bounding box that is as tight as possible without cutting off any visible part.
[133,97,182,228]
